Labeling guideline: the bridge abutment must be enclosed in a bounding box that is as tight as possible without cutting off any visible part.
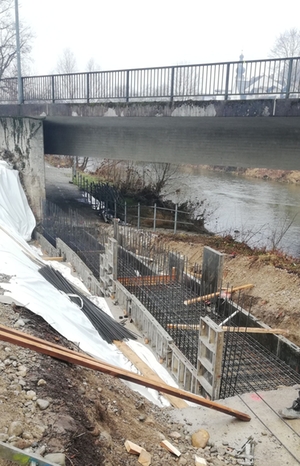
[0,117,45,221]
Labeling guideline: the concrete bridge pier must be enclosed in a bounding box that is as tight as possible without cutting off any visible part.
[0,117,45,221]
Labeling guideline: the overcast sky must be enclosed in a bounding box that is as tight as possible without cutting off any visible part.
[19,0,300,75]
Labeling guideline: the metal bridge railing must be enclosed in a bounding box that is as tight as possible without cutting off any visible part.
[0,57,300,103]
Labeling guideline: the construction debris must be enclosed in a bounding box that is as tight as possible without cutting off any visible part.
[138,449,152,466]
[0,441,58,466]
[124,440,144,455]
[235,437,255,465]
[160,439,181,457]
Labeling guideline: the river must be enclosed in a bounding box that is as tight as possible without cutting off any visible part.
[166,168,300,258]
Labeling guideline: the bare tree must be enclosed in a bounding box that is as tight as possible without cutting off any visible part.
[86,58,101,72]
[269,28,300,96]
[56,48,77,74]
[55,48,79,100]
[270,28,300,58]
[0,0,33,79]
[145,163,180,197]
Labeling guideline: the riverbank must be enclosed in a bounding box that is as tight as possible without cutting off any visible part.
[186,165,300,184]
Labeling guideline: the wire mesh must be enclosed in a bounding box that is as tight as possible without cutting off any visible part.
[41,200,108,278]
[117,227,300,397]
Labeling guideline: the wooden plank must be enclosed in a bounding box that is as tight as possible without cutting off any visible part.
[184,284,254,305]
[160,440,181,457]
[114,340,188,409]
[124,440,144,455]
[0,325,251,422]
[3,326,186,407]
[0,440,57,465]
[119,275,173,286]
[167,324,200,330]
[138,449,152,466]
[222,326,290,335]
[42,256,64,262]
[167,324,289,335]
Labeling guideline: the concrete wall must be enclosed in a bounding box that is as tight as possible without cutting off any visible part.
[0,117,45,220]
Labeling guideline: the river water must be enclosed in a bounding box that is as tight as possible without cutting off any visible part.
[167,168,300,258]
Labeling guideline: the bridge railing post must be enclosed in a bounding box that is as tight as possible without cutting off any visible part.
[224,63,230,100]
[126,70,130,102]
[51,75,55,103]
[86,73,90,103]
[170,66,175,102]
[285,58,293,99]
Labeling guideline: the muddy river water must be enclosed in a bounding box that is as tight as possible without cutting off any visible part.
[167,168,300,258]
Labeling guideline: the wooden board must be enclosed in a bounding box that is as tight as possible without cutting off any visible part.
[0,324,251,422]
[184,284,254,305]
[114,340,188,409]
[167,324,289,335]
[42,256,65,261]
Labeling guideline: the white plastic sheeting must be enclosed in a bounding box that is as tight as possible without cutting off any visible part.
[0,163,180,407]
[0,161,36,241]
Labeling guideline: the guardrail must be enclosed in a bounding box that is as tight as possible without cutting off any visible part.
[0,57,300,103]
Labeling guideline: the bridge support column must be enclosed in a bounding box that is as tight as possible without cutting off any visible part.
[0,117,45,221]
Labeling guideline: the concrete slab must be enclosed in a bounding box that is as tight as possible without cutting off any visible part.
[169,385,300,466]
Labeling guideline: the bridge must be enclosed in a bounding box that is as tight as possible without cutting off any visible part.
[0,56,300,218]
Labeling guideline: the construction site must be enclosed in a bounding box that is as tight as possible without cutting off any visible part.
[0,163,300,466]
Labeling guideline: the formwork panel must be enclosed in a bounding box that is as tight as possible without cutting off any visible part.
[198,316,224,400]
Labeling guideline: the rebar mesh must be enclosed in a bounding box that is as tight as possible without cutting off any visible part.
[41,200,108,278]
[117,228,300,398]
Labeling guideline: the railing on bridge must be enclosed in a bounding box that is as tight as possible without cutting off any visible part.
[0,57,300,104]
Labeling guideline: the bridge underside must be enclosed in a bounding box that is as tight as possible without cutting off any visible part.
[43,116,300,170]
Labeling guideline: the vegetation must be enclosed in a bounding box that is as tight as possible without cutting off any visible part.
[0,0,33,79]
[270,28,300,58]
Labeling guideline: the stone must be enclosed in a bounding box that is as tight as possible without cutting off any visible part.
[14,319,25,327]
[37,379,47,386]
[44,453,66,466]
[98,430,112,448]
[53,415,77,434]
[8,421,24,437]
[191,430,210,449]
[11,439,32,450]
[31,424,47,438]
[195,456,207,466]
[178,458,188,465]
[170,431,182,439]
[36,399,50,410]
[26,390,36,400]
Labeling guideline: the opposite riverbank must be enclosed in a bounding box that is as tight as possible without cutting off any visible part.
[185,165,300,184]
